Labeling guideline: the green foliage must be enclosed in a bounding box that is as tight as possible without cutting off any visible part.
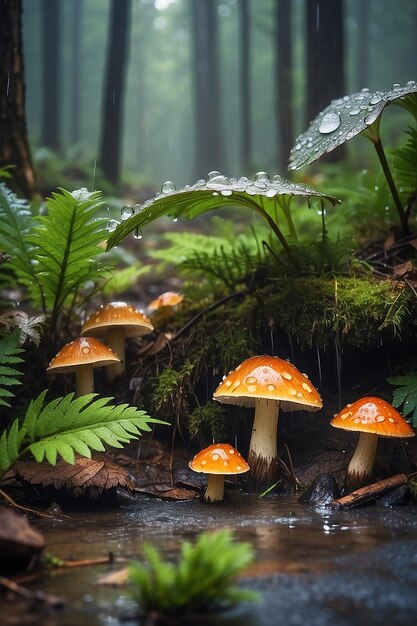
[128,530,258,618]
[0,391,164,478]
[152,361,195,418]
[188,403,228,446]
[0,185,111,343]
[0,330,24,408]
[388,127,417,202]
[388,372,417,427]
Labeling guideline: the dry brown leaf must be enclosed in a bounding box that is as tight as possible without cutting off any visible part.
[14,454,136,496]
[134,486,198,501]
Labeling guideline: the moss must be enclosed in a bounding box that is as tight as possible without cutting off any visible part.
[188,403,229,447]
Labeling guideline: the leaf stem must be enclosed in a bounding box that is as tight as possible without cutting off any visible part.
[373,138,408,235]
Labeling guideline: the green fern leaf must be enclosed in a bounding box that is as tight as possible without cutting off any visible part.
[24,393,165,465]
[388,372,417,426]
[28,188,110,322]
[0,329,24,407]
[0,419,26,474]
[0,184,43,301]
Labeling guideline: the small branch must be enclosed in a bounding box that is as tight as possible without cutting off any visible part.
[331,473,408,509]
[0,575,65,608]
[0,488,63,519]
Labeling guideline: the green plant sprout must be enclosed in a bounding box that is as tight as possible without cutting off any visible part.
[0,390,165,480]
[128,529,259,620]
[289,80,417,236]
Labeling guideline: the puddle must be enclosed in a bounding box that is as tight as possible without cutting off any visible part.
[4,494,417,625]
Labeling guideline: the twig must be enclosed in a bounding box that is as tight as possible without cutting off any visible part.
[0,575,65,608]
[0,488,65,519]
[331,473,409,509]
[284,444,304,489]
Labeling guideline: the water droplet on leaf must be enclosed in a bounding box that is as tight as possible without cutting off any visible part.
[107,219,119,232]
[121,205,134,220]
[318,111,341,134]
[161,180,176,194]
[133,227,143,240]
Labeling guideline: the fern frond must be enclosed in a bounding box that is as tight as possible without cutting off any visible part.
[0,392,166,478]
[23,393,165,466]
[388,372,417,427]
[28,189,110,322]
[0,329,24,407]
[389,127,417,202]
[0,183,43,302]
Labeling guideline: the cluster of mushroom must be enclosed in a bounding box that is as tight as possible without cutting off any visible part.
[188,354,415,501]
[47,292,185,395]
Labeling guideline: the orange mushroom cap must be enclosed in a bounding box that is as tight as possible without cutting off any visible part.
[213,355,322,411]
[330,396,415,438]
[148,291,184,311]
[81,302,153,338]
[47,336,120,373]
[189,443,250,475]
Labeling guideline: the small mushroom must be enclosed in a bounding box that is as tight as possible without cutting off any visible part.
[47,336,120,397]
[330,396,415,490]
[81,302,154,380]
[147,291,184,311]
[189,443,249,503]
[213,355,322,489]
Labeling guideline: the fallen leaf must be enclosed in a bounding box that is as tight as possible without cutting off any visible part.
[14,454,136,496]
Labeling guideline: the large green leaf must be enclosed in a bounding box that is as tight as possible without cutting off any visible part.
[106,173,338,250]
[289,81,417,170]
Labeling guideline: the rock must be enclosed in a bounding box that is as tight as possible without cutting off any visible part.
[0,508,45,573]
[299,473,340,505]
[376,485,409,507]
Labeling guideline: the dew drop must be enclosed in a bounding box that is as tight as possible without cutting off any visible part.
[121,205,134,220]
[133,227,143,240]
[406,80,417,88]
[266,188,277,197]
[207,174,230,188]
[349,108,360,116]
[295,143,302,151]
[318,111,341,134]
[207,170,221,181]
[254,171,270,182]
[392,83,401,90]
[107,219,119,232]
[221,189,233,196]
[161,180,176,194]
[194,178,206,187]
[369,95,381,105]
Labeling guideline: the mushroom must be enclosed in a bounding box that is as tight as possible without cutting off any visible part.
[81,302,154,380]
[47,336,120,397]
[148,291,184,311]
[330,396,415,491]
[189,443,249,503]
[213,355,322,489]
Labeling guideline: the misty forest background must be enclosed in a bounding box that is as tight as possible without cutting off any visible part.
[20,0,417,199]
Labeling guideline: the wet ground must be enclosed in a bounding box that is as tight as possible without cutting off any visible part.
[3,493,417,625]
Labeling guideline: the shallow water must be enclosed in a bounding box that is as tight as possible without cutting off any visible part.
[5,493,417,625]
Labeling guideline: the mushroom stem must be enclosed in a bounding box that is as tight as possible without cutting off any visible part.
[346,431,379,491]
[247,398,280,489]
[203,474,225,503]
[75,365,94,397]
[107,327,126,380]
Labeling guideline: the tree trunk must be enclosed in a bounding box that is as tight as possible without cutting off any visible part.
[41,0,61,151]
[192,0,226,179]
[356,0,369,89]
[71,0,82,144]
[306,0,345,120]
[0,0,37,198]
[238,0,251,173]
[99,0,132,185]
[275,0,293,171]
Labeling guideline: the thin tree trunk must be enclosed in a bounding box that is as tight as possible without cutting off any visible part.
[306,0,345,120]
[41,0,61,151]
[99,0,132,185]
[0,0,37,198]
[71,0,82,144]
[275,0,293,171]
[192,0,226,179]
[238,0,251,173]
